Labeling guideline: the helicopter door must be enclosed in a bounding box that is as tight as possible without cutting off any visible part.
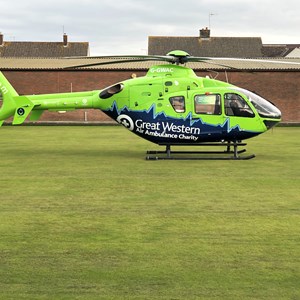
[193,93,224,137]
[222,92,265,140]
[224,93,255,118]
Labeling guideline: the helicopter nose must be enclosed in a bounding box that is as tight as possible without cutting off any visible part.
[243,89,282,129]
[263,119,281,130]
[261,103,281,130]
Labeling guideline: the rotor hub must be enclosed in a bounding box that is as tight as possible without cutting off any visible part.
[166,50,190,65]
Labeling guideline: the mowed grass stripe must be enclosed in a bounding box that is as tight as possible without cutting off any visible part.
[0,126,299,299]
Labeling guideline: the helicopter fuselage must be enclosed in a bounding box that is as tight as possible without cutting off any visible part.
[0,64,281,147]
[97,64,281,144]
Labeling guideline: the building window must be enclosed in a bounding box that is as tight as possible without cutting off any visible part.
[169,96,185,113]
[224,93,254,117]
[194,94,221,115]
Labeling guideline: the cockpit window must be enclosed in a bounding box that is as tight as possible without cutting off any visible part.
[169,96,185,113]
[230,88,281,119]
[245,90,281,119]
[224,93,255,118]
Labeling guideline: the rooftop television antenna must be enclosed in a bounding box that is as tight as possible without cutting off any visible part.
[209,13,217,29]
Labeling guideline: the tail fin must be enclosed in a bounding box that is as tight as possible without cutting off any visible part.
[0,72,34,126]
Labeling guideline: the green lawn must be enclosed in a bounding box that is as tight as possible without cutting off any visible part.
[0,126,299,299]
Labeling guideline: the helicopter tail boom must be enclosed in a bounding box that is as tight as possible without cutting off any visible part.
[0,72,100,125]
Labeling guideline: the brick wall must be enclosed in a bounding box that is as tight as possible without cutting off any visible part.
[3,70,299,123]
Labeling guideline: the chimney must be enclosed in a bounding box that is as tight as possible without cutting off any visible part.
[63,33,68,46]
[200,27,210,39]
[0,33,3,46]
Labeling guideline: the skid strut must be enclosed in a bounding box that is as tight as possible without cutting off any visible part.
[146,141,255,160]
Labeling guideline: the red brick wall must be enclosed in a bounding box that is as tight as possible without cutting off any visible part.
[3,70,300,123]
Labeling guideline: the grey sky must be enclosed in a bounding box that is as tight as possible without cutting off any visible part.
[1,0,299,55]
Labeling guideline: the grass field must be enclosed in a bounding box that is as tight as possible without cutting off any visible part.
[0,126,299,299]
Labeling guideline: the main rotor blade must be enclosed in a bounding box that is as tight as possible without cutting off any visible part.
[187,56,300,66]
[65,55,176,69]
[64,52,300,69]
[186,58,239,69]
[67,54,170,60]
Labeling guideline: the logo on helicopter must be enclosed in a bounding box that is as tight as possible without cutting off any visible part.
[116,114,199,141]
[149,67,174,73]
[116,114,135,131]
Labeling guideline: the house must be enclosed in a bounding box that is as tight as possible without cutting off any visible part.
[286,48,300,57]
[148,28,264,58]
[262,44,300,57]
[0,33,89,57]
[149,28,300,58]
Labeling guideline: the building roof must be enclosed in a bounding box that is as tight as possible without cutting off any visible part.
[148,29,300,58]
[1,56,300,71]
[148,36,264,58]
[0,34,89,57]
[286,48,300,58]
[262,44,300,57]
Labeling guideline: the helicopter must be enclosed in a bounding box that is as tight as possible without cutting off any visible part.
[0,50,288,160]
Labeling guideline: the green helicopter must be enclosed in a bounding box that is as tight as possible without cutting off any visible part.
[0,50,286,160]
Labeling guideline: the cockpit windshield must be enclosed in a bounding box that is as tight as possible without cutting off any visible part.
[234,88,281,119]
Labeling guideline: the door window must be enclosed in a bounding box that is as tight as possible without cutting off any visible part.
[224,93,254,117]
[169,96,185,113]
[194,94,221,115]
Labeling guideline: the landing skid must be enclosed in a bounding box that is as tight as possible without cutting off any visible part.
[146,141,255,160]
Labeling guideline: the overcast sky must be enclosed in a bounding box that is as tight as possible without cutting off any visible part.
[1,0,299,55]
